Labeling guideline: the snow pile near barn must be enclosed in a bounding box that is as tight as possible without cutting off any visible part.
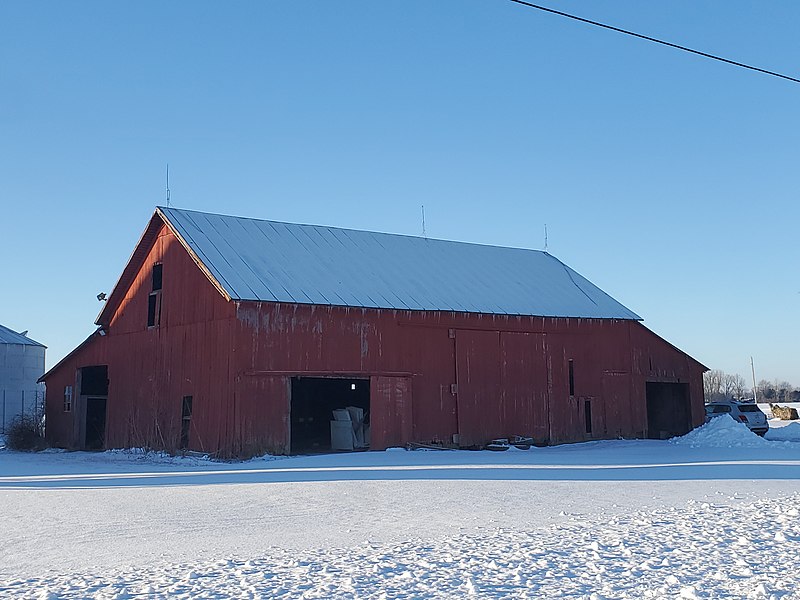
[102,447,289,466]
[671,415,770,448]
[767,422,800,442]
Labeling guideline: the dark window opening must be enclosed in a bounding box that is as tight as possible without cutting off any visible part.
[584,400,592,434]
[152,263,163,291]
[80,365,108,396]
[147,263,163,327]
[568,359,575,396]
[290,377,370,454]
[64,385,73,412]
[180,396,193,450]
[147,292,161,327]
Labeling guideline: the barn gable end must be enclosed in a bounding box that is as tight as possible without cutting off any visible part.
[43,219,239,452]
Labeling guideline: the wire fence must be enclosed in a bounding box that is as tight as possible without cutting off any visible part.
[1,389,46,434]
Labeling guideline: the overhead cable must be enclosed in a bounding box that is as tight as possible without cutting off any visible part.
[507,0,800,84]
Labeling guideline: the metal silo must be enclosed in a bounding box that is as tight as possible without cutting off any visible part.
[0,324,46,433]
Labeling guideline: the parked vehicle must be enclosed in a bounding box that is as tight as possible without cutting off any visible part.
[704,400,769,436]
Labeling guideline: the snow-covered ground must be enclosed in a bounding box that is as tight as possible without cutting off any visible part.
[1,416,799,599]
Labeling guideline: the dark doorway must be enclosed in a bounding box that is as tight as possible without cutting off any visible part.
[80,366,109,450]
[290,377,369,454]
[85,397,107,450]
[646,382,692,439]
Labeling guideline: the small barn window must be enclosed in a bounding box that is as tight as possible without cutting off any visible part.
[584,399,592,434]
[64,385,73,412]
[180,396,193,449]
[568,359,575,396]
[147,263,162,328]
[152,263,163,291]
[147,293,160,327]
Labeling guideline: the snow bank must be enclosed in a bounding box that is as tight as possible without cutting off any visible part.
[766,422,800,442]
[103,447,289,465]
[671,415,769,448]
[102,447,220,467]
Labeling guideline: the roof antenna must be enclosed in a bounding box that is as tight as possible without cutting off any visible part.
[421,205,427,238]
[544,224,549,252]
[166,163,171,208]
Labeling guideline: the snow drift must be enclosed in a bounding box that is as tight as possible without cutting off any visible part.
[671,415,769,448]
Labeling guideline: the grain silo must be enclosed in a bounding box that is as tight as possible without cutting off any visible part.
[1,324,46,432]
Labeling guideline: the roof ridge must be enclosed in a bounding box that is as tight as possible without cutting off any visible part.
[157,205,548,255]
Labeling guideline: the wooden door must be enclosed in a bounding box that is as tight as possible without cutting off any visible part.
[370,376,412,449]
[455,330,501,446]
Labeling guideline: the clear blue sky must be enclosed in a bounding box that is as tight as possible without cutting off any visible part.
[1,1,798,385]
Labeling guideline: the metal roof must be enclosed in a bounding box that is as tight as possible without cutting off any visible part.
[0,324,45,347]
[158,207,642,321]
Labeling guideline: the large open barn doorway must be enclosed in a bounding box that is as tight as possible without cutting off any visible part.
[80,365,108,450]
[290,377,369,454]
[646,382,691,439]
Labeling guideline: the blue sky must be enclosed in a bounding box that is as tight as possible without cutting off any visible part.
[1,1,798,385]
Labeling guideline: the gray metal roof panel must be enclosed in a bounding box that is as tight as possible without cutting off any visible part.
[158,207,642,321]
[0,324,45,347]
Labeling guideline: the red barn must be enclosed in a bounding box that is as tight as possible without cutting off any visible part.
[41,207,706,456]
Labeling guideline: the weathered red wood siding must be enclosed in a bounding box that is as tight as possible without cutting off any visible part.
[629,324,706,429]
[45,222,240,453]
[370,376,413,448]
[231,303,705,453]
[42,333,108,447]
[44,221,705,456]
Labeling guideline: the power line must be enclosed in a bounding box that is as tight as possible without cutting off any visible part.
[507,0,800,84]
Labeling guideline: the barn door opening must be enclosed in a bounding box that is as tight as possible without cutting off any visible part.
[646,382,691,439]
[79,365,108,450]
[85,397,107,450]
[290,377,369,454]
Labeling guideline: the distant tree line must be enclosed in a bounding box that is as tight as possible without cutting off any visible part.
[703,369,800,403]
[755,379,800,403]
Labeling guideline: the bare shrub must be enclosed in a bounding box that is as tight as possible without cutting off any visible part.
[6,415,46,451]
